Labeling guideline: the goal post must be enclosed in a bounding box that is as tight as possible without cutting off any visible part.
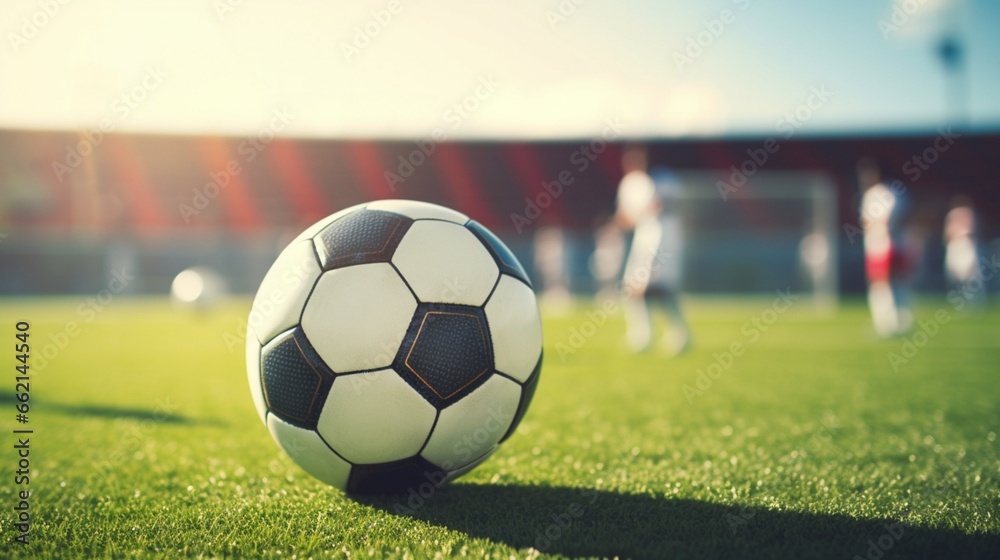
[670,169,839,309]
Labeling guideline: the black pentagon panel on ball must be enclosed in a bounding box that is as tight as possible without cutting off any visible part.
[499,351,542,444]
[314,209,413,270]
[393,303,494,409]
[346,455,447,495]
[261,328,335,430]
[466,220,531,287]
[406,312,491,398]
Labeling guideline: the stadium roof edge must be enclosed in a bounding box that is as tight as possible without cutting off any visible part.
[1,126,998,144]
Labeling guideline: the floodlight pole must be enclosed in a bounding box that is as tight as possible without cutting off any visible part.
[936,1,968,131]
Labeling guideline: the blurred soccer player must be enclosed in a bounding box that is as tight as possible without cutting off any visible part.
[944,195,986,309]
[591,213,625,303]
[614,144,690,354]
[534,226,572,315]
[857,158,915,338]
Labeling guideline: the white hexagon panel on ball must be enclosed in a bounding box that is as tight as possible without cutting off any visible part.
[247,239,323,347]
[484,275,543,382]
[301,263,417,373]
[421,375,521,471]
[393,220,499,306]
[318,369,437,465]
[267,414,352,489]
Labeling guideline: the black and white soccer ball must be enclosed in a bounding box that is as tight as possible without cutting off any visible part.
[246,200,542,494]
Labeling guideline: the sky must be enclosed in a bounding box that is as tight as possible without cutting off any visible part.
[1,0,998,139]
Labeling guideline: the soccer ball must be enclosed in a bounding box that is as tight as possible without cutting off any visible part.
[246,200,542,494]
[170,266,227,309]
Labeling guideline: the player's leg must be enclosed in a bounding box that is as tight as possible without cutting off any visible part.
[647,286,690,356]
[947,239,987,311]
[890,280,914,334]
[868,280,898,338]
[865,238,898,337]
[624,292,653,351]
[653,225,690,355]
[621,225,659,352]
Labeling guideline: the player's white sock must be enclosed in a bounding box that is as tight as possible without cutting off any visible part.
[661,295,691,356]
[625,297,652,352]
[868,281,898,338]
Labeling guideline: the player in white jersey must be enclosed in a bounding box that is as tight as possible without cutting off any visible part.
[614,144,690,354]
[944,195,986,309]
[858,158,915,338]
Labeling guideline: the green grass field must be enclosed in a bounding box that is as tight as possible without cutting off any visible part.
[1,296,998,559]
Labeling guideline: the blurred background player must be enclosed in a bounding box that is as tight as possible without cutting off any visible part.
[590,213,626,303]
[534,226,573,315]
[614,144,690,355]
[944,195,987,309]
[857,158,916,338]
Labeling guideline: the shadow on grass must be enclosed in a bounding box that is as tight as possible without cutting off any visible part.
[359,483,1000,559]
[0,393,197,424]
